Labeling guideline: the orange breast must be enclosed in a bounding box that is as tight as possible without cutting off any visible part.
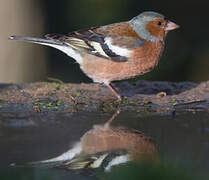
[131,41,164,73]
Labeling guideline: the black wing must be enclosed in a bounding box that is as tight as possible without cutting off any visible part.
[45,28,128,62]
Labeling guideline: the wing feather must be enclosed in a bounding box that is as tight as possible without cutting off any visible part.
[45,25,143,62]
[46,29,128,62]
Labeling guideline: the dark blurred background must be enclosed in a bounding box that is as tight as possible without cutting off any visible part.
[2,0,209,83]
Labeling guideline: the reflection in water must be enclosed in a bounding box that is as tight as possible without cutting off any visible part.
[17,110,158,172]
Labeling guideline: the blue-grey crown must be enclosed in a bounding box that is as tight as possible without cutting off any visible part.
[139,11,165,19]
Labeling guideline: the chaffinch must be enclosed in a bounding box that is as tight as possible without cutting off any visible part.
[10,11,179,100]
[21,111,158,172]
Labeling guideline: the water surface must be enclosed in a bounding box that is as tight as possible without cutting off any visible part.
[1,110,209,179]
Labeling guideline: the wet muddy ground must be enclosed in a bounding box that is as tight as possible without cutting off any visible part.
[0,80,209,112]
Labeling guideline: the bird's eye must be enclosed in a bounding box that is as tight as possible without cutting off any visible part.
[157,21,162,26]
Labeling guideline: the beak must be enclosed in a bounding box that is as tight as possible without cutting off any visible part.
[165,21,180,31]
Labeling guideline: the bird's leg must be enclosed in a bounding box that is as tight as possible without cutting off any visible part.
[106,83,121,100]
[105,109,120,126]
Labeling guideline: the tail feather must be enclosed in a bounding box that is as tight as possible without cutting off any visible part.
[9,35,64,46]
[9,35,83,64]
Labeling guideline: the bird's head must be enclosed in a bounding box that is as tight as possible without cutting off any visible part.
[130,11,179,42]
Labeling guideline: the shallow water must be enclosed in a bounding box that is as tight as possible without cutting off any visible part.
[1,109,209,179]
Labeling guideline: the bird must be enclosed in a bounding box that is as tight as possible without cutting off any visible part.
[16,111,158,172]
[54,125,158,172]
[9,11,179,100]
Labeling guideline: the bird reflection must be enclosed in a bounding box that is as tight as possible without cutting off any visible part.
[24,110,159,172]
